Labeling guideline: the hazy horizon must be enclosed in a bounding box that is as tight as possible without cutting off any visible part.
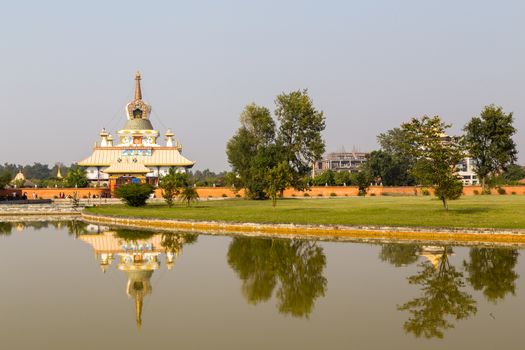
[2,0,523,171]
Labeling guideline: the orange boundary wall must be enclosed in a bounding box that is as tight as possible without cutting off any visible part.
[2,185,525,200]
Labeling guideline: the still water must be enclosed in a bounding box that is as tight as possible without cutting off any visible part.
[0,220,523,350]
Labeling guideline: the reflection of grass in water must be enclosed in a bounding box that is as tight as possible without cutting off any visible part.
[86,196,525,229]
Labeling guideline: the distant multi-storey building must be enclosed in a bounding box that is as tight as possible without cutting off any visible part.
[314,151,368,176]
[457,157,479,186]
[314,149,479,186]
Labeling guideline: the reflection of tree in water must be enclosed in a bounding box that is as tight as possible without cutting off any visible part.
[0,220,88,236]
[161,232,198,251]
[64,220,89,237]
[227,237,326,318]
[464,248,519,303]
[0,222,12,236]
[379,244,421,267]
[398,247,477,339]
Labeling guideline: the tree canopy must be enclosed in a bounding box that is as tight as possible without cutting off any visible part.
[227,91,325,200]
[401,116,464,210]
[463,105,517,192]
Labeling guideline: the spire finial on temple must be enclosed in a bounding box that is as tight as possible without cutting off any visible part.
[135,71,142,100]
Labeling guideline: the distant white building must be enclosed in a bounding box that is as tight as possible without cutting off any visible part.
[457,157,479,186]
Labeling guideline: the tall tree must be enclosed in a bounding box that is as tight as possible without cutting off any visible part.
[375,128,416,185]
[227,103,278,199]
[402,116,464,210]
[276,89,326,191]
[463,105,517,192]
[366,150,413,186]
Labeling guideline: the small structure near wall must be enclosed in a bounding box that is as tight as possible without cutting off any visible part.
[78,72,195,194]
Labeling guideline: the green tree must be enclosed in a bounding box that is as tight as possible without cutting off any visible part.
[352,168,373,196]
[226,103,278,199]
[312,169,336,186]
[502,164,525,183]
[159,168,186,207]
[463,105,517,192]
[179,185,199,206]
[366,150,413,186]
[463,248,519,303]
[266,162,292,207]
[116,183,154,207]
[65,165,88,188]
[0,171,12,189]
[376,128,416,186]
[276,89,326,191]
[398,248,477,339]
[402,116,464,210]
[334,170,352,186]
[227,237,327,318]
[379,244,421,267]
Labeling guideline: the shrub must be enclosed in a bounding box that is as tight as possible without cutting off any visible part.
[422,189,430,196]
[303,193,310,197]
[179,185,199,206]
[473,190,479,195]
[291,193,296,197]
[497,187,506,195]
[370,193,376,196]
[330,192,337,197]
[235,194,241,198]
[317,193,323,197]
[222,193,228,198]
[511,191,517,195]
[116,183,154,207]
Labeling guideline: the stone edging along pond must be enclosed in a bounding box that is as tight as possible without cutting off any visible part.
[81,212,525,245]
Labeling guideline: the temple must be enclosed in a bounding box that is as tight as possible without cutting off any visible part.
[78,72,194,193]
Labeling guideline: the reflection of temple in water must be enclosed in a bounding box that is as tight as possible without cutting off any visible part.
[79,231,186,328]
[417,246,452,268]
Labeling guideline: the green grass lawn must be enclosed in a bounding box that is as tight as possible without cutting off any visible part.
[85,195,525,229]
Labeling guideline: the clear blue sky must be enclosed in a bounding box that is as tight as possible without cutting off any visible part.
[1,0,523,170]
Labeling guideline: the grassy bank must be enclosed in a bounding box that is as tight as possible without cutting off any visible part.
[84,196,525,229]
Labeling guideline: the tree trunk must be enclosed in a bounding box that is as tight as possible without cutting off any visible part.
[441,197,448,211]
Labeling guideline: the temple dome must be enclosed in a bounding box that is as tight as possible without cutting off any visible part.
[122,118,154,130]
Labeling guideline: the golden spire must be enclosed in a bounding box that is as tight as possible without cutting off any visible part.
[56,165,63,179]
[135,71,142,100]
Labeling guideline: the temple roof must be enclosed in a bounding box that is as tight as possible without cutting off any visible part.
[78,148,194,167]
[104,163,152,174]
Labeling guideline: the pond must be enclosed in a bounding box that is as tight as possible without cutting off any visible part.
[0,220,523,349]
